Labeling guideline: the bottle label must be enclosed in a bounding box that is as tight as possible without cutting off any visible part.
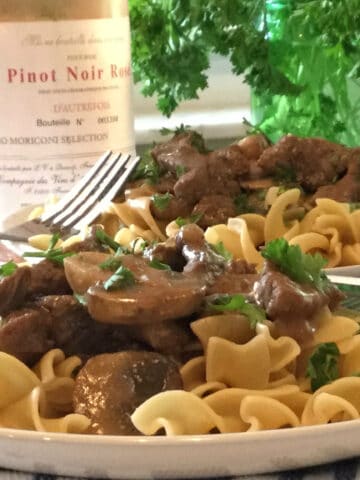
[0,17,135,222]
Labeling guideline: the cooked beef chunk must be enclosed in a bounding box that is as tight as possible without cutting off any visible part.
[152,133,254,206]
[253,260,345,343]
[175,224,225,276]
[0,294,144,365]
[34,295,129,357]
[73,351,182,435]
[0,307,54,364]
[192,195,237,228]
[254,263,328,319]
[206,259,258,295]
[145,227,257,296]
[64,252,206,325]
[151,196,191,221]
[313,155,360,202]
[257,134,350,192]
[227,259,257,274]
[152,131,206,173]
[5,227,110,304]
[173,163,209,203]
[0,266,31,316]
[209,144,251,177]
[152,174,177,194]
[29,259,71,297]
[143,238,186,272]
[237,134,269,162]
[174,148,247,203]
[207,273,259,296]
[126,319,201,360]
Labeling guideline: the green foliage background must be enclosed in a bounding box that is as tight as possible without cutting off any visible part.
[129,0,360,144]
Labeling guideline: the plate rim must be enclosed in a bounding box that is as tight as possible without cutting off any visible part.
[0,418,360,446]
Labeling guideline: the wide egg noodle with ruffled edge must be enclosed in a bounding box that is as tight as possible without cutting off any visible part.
[0,349,90,433]
[131,308,360,436]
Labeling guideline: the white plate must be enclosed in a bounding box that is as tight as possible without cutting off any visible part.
[1,209,360,478]
[0,421,359,478]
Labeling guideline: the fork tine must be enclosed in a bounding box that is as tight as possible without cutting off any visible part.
[0,151,141,243]
[41,150,112,223]
[73,154,141,230]
[49,152,128,228]
[53,153,139,230]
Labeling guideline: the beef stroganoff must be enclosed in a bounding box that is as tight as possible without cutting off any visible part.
[1,131,360,436]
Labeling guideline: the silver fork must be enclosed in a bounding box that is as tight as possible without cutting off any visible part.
[0,151,140,242]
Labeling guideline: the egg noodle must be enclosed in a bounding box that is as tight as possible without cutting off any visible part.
[29,187,360,269]
[8,180,359,435]
[0,348,89,433]
[1,307,360,434]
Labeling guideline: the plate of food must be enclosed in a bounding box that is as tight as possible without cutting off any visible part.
[1,130,360,479]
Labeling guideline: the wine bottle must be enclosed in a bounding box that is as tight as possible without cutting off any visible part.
[0,0,135,221]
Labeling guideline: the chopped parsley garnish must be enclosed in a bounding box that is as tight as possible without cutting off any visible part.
[0,260,18,279]
[103,264,136,291]
[159,126,206,152]
[23,233,74,265]
[160,124,191,136]
[273,164,297,185]
[349,203,360,212]
[149,258,172,271]
[208,294,265,329]
[256,189,266,201]
[175,165,187,178]
[95,229,129,255]
[152,192,173,211]
[130,150,161,184]
[131,238,148,254]
[74,293,87,306]
[211,241,233,261]
[261,238,329,290]
[99,256,123,272]
[175,213,203,227]
[306,342,340,392]
[234,193,253,214]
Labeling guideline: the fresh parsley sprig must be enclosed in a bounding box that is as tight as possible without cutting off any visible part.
[306,342,340,392]
[152,192,173,211]
[23,233,74,265]
[261,238,329,291]
[0,261,18,279]
[208,294,265,329]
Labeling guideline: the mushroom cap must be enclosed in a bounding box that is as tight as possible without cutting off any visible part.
[73,351,182,435]
[64,252,206,325]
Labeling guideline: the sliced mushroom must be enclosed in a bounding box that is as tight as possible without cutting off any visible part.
[65,252,206,325]
[73,351,182,435]
[63,251,111,295]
